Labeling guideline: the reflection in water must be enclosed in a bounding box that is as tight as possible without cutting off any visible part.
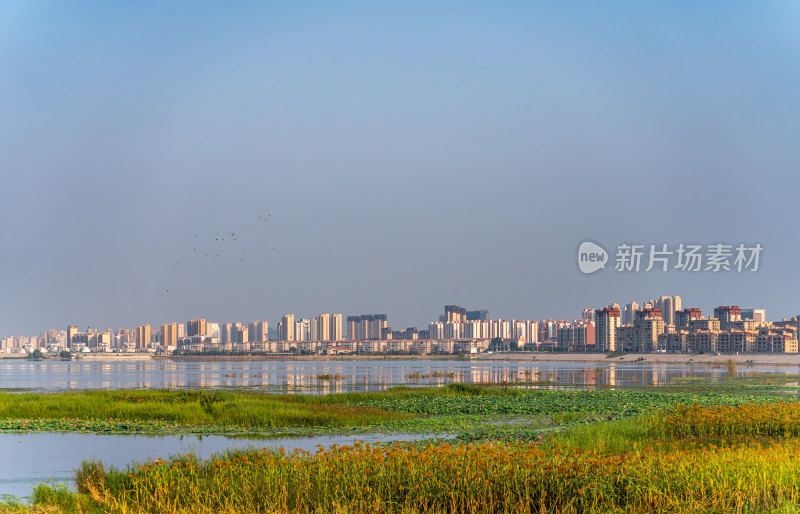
[1,359,798,393]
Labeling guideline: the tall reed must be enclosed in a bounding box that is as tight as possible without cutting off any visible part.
[36,439,800,513]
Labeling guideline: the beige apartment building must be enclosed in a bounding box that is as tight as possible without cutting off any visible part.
[135,324,151,351]
[161,323,178,348]
[716,330,756,353]
[595,304,621,352]
[686,330,719,353]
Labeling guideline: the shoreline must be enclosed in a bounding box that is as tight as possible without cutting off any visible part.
[477,352,800,367]
[6,351,800,367]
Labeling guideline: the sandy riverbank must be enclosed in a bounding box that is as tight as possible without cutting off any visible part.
[71,353,154,361]
[477,352,800,367]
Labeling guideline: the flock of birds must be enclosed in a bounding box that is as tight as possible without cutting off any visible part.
[167,213,275,294]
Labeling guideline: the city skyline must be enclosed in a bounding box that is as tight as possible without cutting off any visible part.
[0,293,786,342]
[0,295,776,343]
[11,295,800,359]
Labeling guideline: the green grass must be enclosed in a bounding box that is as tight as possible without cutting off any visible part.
[550,417,651,453]
[2,383,798,436]
[0,389,410,429]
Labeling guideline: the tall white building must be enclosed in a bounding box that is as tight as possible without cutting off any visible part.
[489,320,510,340]
[654,296,682,326]
[511,320,527,341]
[463,320,489,339]
[428,321,445,339]
[623,302,639,325]
[278,314,296,341]
[295,318,312,341]
[330,314,343,341]
[443,321,462,339]
[207,322,220,340]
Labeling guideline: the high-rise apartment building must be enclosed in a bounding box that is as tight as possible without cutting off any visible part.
[466,309,489,321]
[392,327,419,340]
[284,314,341,342]
[595,304,621,352]
[717,331,756,353]
[116,328,134,349]
[526,321,539,343]
[489,319,511,340]
[187,319,207,337]
[622,310,665,352]
[135,324,151,351]
[295,318,311,341]
[558,321,595,350]
[443,321,462,339]
[346,314,388,340]
[330,314,343,341]
[538,320,559,342]
[278,314,295,341]
[207,322,219,340]
[233,323,248,343]
[220,323,233,344]
[249,321,269,342]
[511,320,528,341]
[687,330,719,353]
[755,327,798,353]
[444,305,467,323]
[428,321,445,340]
[715,306,743,331]
[372,314,388,339]
[741,308,767,323]
[67,325,78,349]
[161,323,178,348]
[654,296,681,326]
[316,314,331,341]
[623,302,639,325]
[675,308,702,329]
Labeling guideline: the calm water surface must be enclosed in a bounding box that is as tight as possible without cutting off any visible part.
[2,358,797,392]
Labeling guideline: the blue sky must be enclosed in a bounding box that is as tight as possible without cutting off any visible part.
[1,2,799,334]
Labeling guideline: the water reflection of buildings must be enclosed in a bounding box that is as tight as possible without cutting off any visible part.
[9,359,771,393]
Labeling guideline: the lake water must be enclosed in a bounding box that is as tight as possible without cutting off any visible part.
[2,358,796,392]
[0,431,438,501]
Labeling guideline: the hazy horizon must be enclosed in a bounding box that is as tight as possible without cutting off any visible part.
[2,2,799,335]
